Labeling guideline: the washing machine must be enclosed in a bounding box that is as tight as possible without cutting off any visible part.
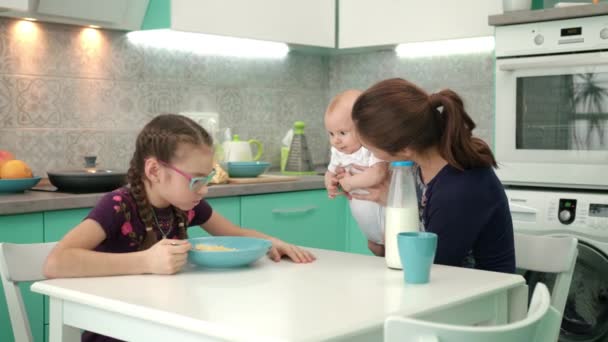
[506,188,608,342]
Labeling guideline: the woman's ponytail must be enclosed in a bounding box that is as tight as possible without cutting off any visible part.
[431,90,496,170]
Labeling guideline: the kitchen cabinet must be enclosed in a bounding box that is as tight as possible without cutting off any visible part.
[0,0,149,31]
[188,197,241,238]
[338,0,503,48]
[43,208,90,243]
[0,213,44,342]
[42,208,90,332]
[0,0,27,11]
[241,190,347,251]
[143,0,336,48]
[345,208,374,256]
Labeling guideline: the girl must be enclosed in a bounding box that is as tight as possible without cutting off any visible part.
[348,78,515,273]
[44,114,314,275]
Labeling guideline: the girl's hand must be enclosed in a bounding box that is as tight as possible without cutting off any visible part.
[267,238,316,263]
[144,239,192,275]
[368,240,385,257]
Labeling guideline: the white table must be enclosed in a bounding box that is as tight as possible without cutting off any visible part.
[32,249,527,342]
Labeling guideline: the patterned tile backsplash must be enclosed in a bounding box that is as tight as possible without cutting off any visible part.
[0,17,494,177]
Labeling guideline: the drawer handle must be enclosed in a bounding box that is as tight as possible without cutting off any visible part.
[272,206,318,215]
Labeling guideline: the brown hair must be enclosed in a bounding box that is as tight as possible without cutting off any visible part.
[127,113,213,250]
[352,78,496,170]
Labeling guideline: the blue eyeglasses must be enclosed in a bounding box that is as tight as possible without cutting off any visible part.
[159,161,215,192]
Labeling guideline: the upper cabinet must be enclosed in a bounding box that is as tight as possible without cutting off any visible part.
[338,0,503,49]
[0,0,504,49]
[0,0,28,11]
[0,0,149,31]
[143,0,336,48]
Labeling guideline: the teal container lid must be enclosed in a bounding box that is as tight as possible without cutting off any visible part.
[390,161,414,167]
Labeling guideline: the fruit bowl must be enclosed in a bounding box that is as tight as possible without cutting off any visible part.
[0,177,42,193]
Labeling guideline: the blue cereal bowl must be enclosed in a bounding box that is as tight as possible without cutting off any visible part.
[226,161,270,178]
[0,177,41,193]
[188,236,272,268]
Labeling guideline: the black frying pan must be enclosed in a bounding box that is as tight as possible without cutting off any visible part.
[47,169,127,193]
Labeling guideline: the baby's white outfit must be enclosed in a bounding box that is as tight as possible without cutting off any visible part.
[328,146,385,244]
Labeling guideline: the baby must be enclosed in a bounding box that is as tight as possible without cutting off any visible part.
[324,90,388,245]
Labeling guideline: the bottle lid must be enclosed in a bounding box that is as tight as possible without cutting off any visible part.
[293,121,305,135]
[390,161,414,167]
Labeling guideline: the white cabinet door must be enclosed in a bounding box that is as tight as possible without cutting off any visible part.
[0,0,148,31]
[338,0,503,48]
[0,0,27,11]
[38,0,128,24]
[171,0,335,48]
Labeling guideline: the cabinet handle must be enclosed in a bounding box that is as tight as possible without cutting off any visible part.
[271,206,318,215]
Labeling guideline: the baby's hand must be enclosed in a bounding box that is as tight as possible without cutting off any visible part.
[325,171,339,199]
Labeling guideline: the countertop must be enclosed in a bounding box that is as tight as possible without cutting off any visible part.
[489,3,608,26]
[0,175,325,215]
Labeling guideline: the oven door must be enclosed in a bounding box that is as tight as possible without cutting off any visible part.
[495,51,608,190]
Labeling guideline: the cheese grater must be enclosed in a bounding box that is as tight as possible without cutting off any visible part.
[283,121,316,175]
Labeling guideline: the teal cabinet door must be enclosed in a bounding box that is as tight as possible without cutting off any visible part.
[0,213,44,342]
[44,208,91,242]
[188,197,241,238]
[241,190,346,251]
[345,205,374,256]
[43,208,91,330]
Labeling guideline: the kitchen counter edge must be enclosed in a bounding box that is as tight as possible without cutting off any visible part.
[0,176,325,215]
[489,3,608,26]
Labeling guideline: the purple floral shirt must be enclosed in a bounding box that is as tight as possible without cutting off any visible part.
[86,187,213,253]
[81,188,213,342]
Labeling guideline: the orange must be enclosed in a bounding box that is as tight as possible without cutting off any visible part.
[0,160,33,179]
[0,150,15,171]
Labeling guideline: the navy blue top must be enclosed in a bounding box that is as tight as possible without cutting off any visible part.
[416,165,515,274]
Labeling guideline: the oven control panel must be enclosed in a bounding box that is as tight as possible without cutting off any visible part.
[495,14,608,57]
[505,188,608,238]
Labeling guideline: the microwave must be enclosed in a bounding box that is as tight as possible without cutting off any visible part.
[494,15,608,190]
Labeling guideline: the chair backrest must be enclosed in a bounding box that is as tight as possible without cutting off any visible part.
[514,233,578,317]
[385,283,561,342]
[0,242,57,342]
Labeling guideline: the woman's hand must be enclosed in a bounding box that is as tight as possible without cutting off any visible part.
[144,239,192,275]
[267,238,316,263]
[368,240,385,257]
[349,165,390,206]
[338,171,353,192]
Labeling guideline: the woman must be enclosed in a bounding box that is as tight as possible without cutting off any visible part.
[350,78,514,273]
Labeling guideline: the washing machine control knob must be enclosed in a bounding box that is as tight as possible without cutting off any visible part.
[558,199,577,225]
[559,210,571,222]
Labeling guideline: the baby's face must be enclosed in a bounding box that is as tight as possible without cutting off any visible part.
[324,107,361,154]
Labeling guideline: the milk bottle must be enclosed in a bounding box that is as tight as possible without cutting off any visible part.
[385,161,420,269]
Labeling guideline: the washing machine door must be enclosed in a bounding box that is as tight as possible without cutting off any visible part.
[525,241,608,342]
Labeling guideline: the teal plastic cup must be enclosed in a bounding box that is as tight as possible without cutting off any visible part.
[397,232,437,284]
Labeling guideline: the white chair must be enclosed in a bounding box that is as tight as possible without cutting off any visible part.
[385,283,560,342]
[514,232,578,318]
[0,242,56,342]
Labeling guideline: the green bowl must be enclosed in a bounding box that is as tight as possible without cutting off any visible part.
[226,161,270,178]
